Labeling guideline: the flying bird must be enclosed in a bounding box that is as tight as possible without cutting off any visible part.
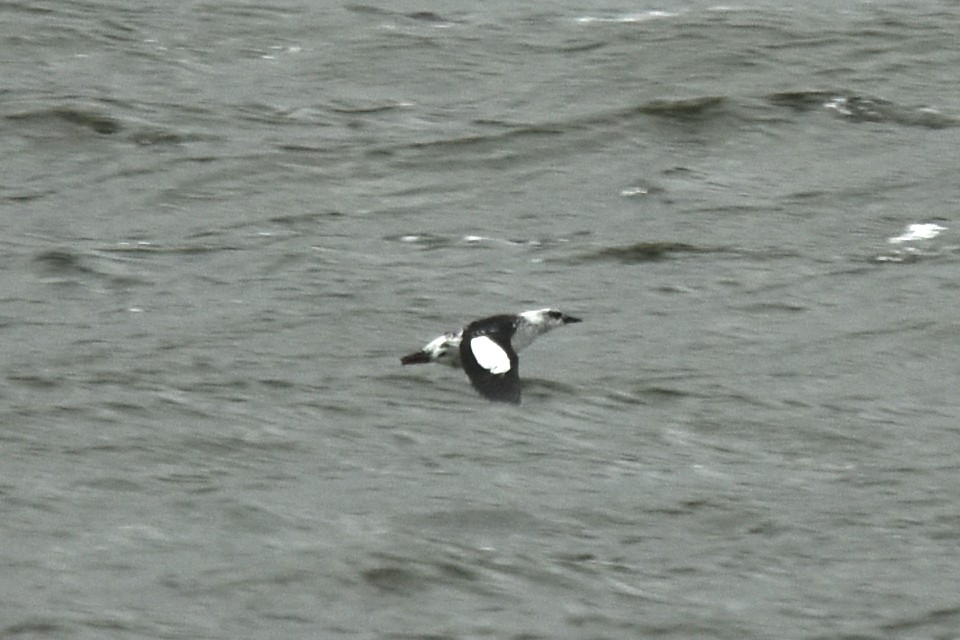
[401,308,581,403]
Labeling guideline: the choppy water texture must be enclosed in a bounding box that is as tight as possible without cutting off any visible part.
[3,1,960,638]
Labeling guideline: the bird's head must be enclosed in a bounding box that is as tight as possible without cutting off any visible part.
[518,308,582,334]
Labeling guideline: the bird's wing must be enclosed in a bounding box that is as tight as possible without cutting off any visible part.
[459,328,521,404]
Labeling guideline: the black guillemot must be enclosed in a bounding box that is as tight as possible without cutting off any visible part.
[401,308,581,404]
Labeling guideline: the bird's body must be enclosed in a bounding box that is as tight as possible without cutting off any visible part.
[401,308,580,403]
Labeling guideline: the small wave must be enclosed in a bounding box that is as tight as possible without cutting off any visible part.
[327,100,414,115]
[570,242,712,264]
[876,223,951,263]
[634,96,728,119]
[391,232,571,250]
[391,233,460,250]
[1,621,67,637]
[98,241,237,256]
[768,91,958,129]
[126,126,204,146]
[888,223,947,244]
[823,96,956,128]
[567,241,804,266]
[6,105,122,135]
[345,4,456,24]
[5,101,205,147]
[33,249,99,275]
[32,248,121,288]
[373,95,732,160]
[576,11,677,24]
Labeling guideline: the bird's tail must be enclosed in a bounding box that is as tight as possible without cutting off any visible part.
[400,351,432,365]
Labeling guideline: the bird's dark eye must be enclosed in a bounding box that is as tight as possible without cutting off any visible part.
[548,311,563,319]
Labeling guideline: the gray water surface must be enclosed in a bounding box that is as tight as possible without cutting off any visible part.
[3,1,960,638]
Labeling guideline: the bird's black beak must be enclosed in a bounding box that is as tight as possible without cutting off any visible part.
[563,314,582,324]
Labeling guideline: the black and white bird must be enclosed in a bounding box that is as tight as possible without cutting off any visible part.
[401,308,581,404]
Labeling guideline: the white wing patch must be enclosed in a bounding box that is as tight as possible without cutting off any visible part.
[469,335,511,374]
